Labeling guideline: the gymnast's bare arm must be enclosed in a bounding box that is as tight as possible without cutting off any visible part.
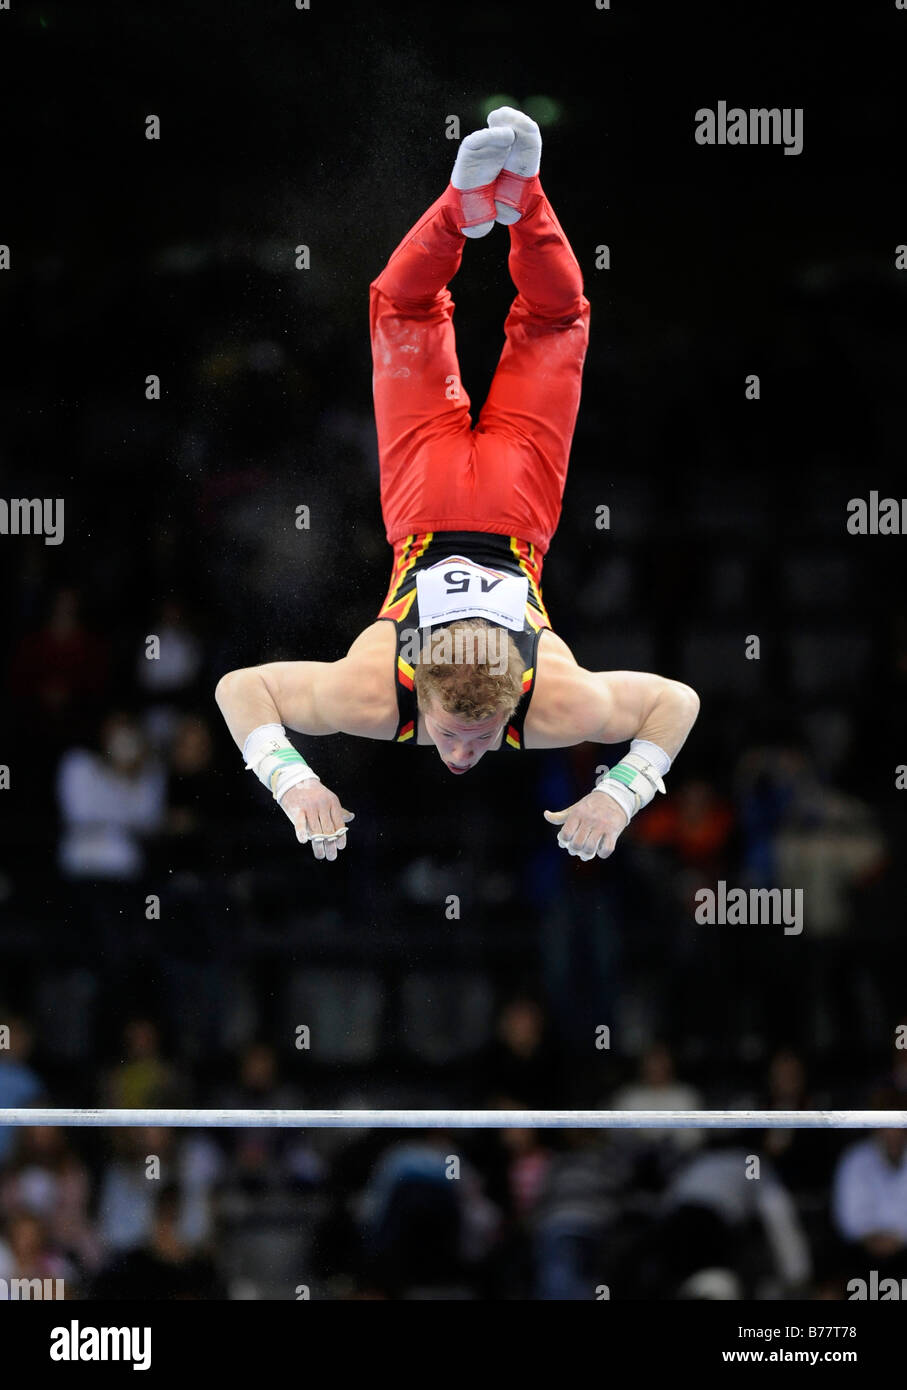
[526,631,700,756]
[526,629,701,859]
[214,622,399,860]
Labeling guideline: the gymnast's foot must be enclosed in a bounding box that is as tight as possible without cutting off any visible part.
[487,106,541,224]
[451,125,515,238]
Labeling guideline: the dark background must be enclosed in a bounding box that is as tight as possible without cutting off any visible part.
[0,0,905,1300]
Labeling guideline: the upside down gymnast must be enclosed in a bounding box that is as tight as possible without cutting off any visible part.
[215,108,700,860]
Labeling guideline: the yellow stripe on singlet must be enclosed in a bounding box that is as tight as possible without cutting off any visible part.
[391,532,433,601]
[509,536,550,626]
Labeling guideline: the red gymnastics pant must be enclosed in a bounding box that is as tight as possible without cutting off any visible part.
[370,176,590,578]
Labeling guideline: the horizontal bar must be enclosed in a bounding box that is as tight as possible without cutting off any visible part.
[1,1109,905,1130]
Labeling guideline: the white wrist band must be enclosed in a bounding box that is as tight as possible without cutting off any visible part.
[628,738,672,779]
[593,741,670,821]
[242,723,320,804]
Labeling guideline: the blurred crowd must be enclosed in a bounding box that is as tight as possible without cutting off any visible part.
[2,1015,907,1299]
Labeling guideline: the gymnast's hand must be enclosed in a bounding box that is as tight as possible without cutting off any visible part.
[543,791,629,861]
[281,780,355,862]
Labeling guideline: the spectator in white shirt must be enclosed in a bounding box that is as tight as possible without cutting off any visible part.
[610,1042,704,1154]
[832,1097,907,1270]
[624,1134,812,1297]
[56,712,165,880]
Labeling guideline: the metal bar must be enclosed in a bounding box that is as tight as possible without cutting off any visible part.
[0,1108,904,1129]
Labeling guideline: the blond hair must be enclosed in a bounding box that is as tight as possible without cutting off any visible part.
[412,617,524,723]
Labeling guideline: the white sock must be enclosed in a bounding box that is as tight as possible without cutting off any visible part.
[451,126,514,238]
[487,107,541,224]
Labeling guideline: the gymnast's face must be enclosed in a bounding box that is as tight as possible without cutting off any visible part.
[423,701,505,774]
